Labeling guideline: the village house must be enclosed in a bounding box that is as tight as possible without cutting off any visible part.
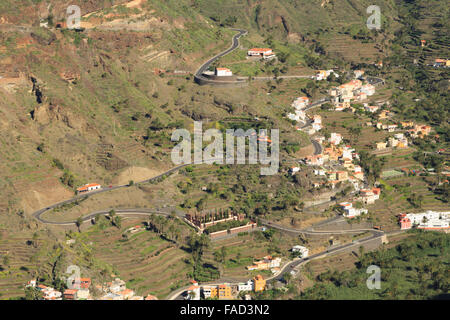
[354,70,365,79]
[187,280,200,300]
[313,169,326,176]
[409,124,432,138]
[360,188,381,205]
[433,58,450,68]
[246,256,281,271]
[34,284,62,300]
[304,154,324,166]
[354,92,367,101]
[353,166,365,180]
[63,289,78,300]
[77,183,101,193]
[247,48,275,59]
[218,284,233,299]
[215,67,233,77]
[238,280,253,292]
[323,147,339,161]
[399,215,412,230]
[108,278,126,293]
[360,84,376,96]
[365,105,379,113]
[339,202,368,218]
[315,69,335,80]
[336,171,349,182]
[289,166,300,175]
[287,109,306,122]
[291,245,309,258]
[399,211,450,230]
[378,110,390,120]
[312,115,322,124]
[376,141,387,150]
[341,145,354,161]
[253,275,266,292]
[329,132,342,146]
[400,121,414,128]
[292,96,310,109]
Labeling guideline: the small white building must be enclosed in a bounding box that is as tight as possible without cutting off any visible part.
[215,67,233,77]
[248,48,274,59]
[292,245,309,258]
[329,132,342,145]
[237,280,253,292]
[77,183,101,193]
[187,281,200,300]
[292,97,309,110]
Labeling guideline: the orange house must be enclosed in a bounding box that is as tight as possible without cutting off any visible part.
[218,284,232,300]
[253,275,266,292]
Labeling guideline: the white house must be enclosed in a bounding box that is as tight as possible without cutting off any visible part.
[187,281,200,300]
[292,97,309,109]
[248,48,274,59]
[292,245,309,258]
[238,280,253,292]
[77,183,101,193]
[329,133,342,145]
[215,67,232,77]
[287,109,306,122]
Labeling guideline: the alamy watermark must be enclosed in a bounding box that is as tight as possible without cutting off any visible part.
[366,5,381,30]
[171,121,279,175]
[366,265,381,290]
[66,5,81,30]
[66,265,81,289]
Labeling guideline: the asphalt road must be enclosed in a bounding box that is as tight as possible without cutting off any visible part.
[32,162,197,224]
[167,229,389,300]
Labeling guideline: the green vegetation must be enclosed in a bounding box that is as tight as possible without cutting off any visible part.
[299,231,449,300]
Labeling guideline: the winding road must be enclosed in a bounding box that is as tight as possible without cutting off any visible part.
[194,28,248,83]
[27,29,391,300]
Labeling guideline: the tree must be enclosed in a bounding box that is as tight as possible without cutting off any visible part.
[114,216,122,229]
[25,287,43,300]
[109,209,116,225]
[75,217,83,232]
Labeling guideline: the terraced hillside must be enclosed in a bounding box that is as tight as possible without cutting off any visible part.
[88,218,193,298]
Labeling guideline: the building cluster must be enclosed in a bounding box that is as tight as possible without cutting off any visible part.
[187,275,266,300]
[376,133,409,151]
[433,58,449,68]
[26,278,92,300]
[96,278,157,300]
[287,96,309,123]
[246,255,281,273]
[399,211,450,231]
[26,280,62,300]
[373,121,433,151]
[329,79,376,110]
